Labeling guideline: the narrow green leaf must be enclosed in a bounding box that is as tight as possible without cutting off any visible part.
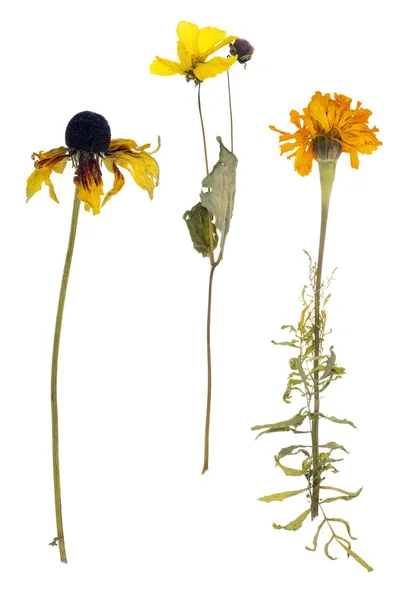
[183,202,218,257]
[274,456,306,477]
[200,137,237,256]
[320,441,349,453]
[324,535,337,560]
[306,519,327,552]
[321,347,336,378]
[320,414,356,428]
[329,518,357,540]
[258,488,308,503]
[273,509,311,532]
[252,410,307,433]
[321,487,363,504]
[276,445,310,461]
[272,340,299,348]
[336,540,373,572]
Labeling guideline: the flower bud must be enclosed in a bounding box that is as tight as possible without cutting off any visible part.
[229,39,254,64]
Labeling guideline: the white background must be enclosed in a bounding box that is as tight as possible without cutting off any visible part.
[0,0,398,597]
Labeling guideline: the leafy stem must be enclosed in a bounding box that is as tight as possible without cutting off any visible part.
[50,188,81,563]
[311,160,336,519]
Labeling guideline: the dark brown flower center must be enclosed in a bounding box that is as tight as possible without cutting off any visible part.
[65,111,111,154]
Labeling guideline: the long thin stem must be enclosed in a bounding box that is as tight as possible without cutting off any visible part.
[50,189,81,562]
[226,71,234,153]
[197,83,218,474]
[311,161,336,519]
[197,83,214,264]
[201,263,217,474]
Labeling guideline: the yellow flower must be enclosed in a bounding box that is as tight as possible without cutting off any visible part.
[27,111,160,214]
[150,21,237,83]
[270,92,382,176]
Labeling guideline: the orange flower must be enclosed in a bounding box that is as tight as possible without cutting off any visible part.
[270,92,382,176]
[27,112,160,214]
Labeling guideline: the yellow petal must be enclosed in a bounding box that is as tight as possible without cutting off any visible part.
[75,181,103,215]
[101,161,125,207]
[26,168,60,203]
[112,151,159,199]
[197,26,227,55]
[177,41,193,71]
[150,56,185,76]
[200,31,237,59]
[176,21,199,54]
[194,55,237,80]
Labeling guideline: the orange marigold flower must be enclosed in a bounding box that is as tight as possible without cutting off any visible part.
[27,111,160,214]
[270,92,382,176]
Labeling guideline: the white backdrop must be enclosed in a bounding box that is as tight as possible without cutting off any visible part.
[0,0,398,598]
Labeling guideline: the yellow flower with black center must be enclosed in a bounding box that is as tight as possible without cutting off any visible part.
[270,92,382,176]
[150,21,237,83]
[27,111,160,214]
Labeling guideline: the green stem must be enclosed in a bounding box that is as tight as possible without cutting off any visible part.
[50,189,81,562]
[311,161,336,520]
[227,71,234,153]
[201,263,217,474]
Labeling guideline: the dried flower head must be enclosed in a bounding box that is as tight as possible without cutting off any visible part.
[270,92,382,176]
[27,111,160,214]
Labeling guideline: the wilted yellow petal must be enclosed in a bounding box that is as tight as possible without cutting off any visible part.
[102,161,125,207]
[194,55,237,80]
[75,181,103,215]
[150,57,185,76]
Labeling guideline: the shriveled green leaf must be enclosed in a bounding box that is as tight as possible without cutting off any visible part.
[320,414,356,428]
[274,456,307,477]
[324,535,337,560]
[306,519,326,552]
[328,518,357,540]
[252,410,308,438]
[258,488,308,503]
[321,347,336,378]
[272,340,299,348]
[321,487,363,504]
[296,357,310,391]
[276,445,310,461]
[200,137,237,256]
[273,508,311,532]
[183,202,218,257]
[320,441,349,453]
[336,540,373,572]
[282,325,297,333]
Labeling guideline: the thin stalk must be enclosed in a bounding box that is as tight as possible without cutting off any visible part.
[198,83,217,474]
[311,160,336,519]
[201,263,217,474]
[197,83,215,264]
[226,71,234,153]
[50,189,81,562]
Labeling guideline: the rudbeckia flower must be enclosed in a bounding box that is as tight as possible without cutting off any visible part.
[270,92,382,176]
[150,21,237,83]
[27,111,160,214]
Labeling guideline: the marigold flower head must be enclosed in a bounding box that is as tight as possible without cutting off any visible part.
[270,92,382,176]
[27,111,160,215]
[150,21,237,84]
